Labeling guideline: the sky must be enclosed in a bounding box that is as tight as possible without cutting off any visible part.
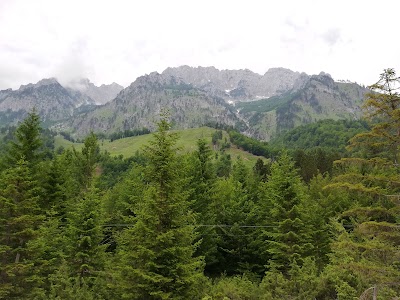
[0,0,399,90]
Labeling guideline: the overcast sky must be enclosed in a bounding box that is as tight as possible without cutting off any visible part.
[0,0,399,90]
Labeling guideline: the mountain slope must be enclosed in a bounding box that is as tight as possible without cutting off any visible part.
[236,73,369,140]
[67,72,245,136]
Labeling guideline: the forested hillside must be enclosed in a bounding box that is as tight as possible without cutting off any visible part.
[0,69,399,299]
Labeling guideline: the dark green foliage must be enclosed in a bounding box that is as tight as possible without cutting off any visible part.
[109,128,150,142]
[0,159,44,299]
[293,148,341,182]
[186,139,219,273]
[269,119,369,153]
[253,158,270,181]
[5,109,43,168]
[212,130,223,148]
[96,153,135,189]
[215,152,232,177]
[65,186,106,285]
[73,133,100,189]
[262,153,313,273]
[260,258,322,300]
[228,130,271,157]
[212,175,259,275]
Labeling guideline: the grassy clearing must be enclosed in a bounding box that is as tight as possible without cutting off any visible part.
[55,127,266,168]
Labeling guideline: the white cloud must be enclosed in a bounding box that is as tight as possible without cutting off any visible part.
[0,0,399,90]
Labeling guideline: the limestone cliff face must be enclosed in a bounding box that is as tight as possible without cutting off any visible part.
[68,72,244,136]
[162,66,308,102]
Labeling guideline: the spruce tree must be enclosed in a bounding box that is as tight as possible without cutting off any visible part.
[0,159,43,299]
[212,175,257,275]
[6,109,42,168]
[67,186,106,281]
[114,116,205,299]
[263,152,312,273]
[187,138,219,274]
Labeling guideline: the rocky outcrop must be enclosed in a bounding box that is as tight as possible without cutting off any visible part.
[162,66,309,102]
[68,72,244,136]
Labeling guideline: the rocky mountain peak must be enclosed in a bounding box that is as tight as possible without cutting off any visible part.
[161,65,309,102]
[131,72,189,89]
[310,72,335,88]
[19,77,60,91]
[37,77,59,86]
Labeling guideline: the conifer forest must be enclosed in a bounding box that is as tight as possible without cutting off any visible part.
[0,69,399,299]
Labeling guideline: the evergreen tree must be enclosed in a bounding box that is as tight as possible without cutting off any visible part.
[5,109,42,168]
[348,68,400,163]
[212,176,258,275]
[215,152,232,178]
[253,158,270,182]
[113,116,205,299]
[263,152,312,273]
[74,132,100,189]
[0,159,43,299]
[187,139,219,274]
[65,185,106,286]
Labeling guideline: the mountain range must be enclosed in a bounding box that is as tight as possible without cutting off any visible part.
[0,78,123,126]
[0,66,369,140]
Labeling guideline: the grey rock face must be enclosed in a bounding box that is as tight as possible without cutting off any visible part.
[69,72,243,136]
[0,78,77,122]
[0,78,104,125]
[162,66,309,102]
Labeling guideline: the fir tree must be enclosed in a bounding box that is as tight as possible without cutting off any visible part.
[263,152,312,273]
[186,139,219,274]
[65,185,107,287]
[113,116,205,299]
[0,159,43,299]
[5,109,43,168]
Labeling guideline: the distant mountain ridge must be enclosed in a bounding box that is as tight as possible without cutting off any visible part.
[0,78,123,126]
[162,66,309,102]
[0,66,369,141]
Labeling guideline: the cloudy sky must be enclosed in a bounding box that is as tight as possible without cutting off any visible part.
[0,0,399,90]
